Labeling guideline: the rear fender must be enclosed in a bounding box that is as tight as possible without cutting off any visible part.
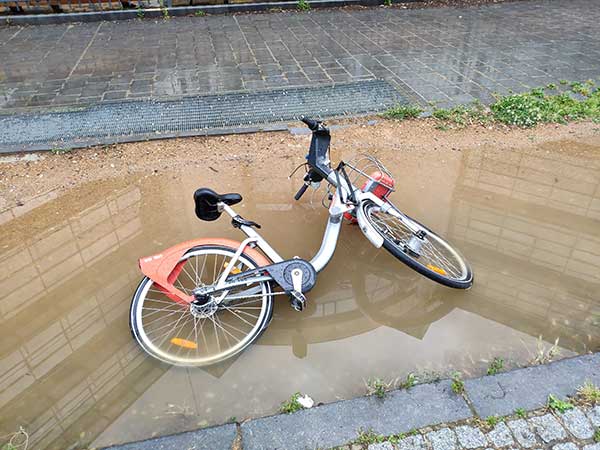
[139,238,272,305]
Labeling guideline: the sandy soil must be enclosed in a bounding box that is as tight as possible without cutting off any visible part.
[1,117,600,210]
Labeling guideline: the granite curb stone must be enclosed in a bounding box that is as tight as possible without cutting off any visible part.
[465,354,600,417]
[102,423,237,450]
[241,381,471,450]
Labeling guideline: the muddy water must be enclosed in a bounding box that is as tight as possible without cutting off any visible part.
[1,138,600,449]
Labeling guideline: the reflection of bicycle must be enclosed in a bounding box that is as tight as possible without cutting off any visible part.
[130,117,473,366]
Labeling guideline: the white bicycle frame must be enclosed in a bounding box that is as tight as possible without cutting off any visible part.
[213,166,424,291]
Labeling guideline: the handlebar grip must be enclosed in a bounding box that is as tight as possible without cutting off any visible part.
[294,183,309,201]
[300,116,320,131]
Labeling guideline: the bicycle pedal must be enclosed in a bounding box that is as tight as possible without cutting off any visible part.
[289,291,306,312]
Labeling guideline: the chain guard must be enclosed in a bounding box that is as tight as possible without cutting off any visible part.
[264,259,317,293]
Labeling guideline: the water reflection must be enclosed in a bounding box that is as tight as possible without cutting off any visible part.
[0,139,599,449]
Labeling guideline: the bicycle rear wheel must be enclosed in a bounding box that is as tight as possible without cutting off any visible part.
[362,201,473,289]
[130,245,273,366]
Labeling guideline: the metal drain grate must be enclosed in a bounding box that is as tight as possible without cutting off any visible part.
[1,80,407,152]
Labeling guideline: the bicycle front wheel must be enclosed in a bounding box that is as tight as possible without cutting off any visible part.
[130,245,273,366]
[362,201,473,289]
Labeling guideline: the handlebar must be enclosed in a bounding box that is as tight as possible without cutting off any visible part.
[300,116,321,131]
[294,183,309,200]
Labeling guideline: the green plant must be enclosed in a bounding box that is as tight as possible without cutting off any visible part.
[384,0,392,5]
[451,372,464,394]
[227,416,237,423]
[194,10,206,16]
[577,381,600,404]
[366,378,388,399]
[486,415,502,427]
[388,432,408,443]
[545,83,557,90]
[487,357,504,376]
[382,104,423,120]
[514,408,527,418]
[355,428,385,445]
[431,102,490,127]
[297,0,310,10]
[548,394,574,413]
[51,147,72,155]
[1,445,17,450]
[529,336,561,365]
[280,392,303,414]
[559,79,568,85]
[399,373,418,390]
[594,429,600,443]
[136,6,145,18]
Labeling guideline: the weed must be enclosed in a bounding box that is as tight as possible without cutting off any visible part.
[548,394,574,413]
[594,429,600,443]
[382,104,423,120]
[486,415,502,427]
[384,0,392,5]
[514,408,527,419]
[388,432,408,443]
[559,79,568,85]
[366,378,389,399]
[528,336,561,365]
[162,7,169,18]
[1,444,17,450]
[297,0,310,11]
[577,381,600,404]
[451,372,464,395]
[136,6,145,18]
[432,102,490,127]
[50,147,72,155]
[355,428,385,445]
[280,392,303,414]
[227,416,237,423]
[435,123,450,131]
[487,357,504,376]
[399,373,418,390]
[194,10,206,16]
[545,83,557,90]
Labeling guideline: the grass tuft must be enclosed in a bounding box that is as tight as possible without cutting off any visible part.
[577,381,600,405]
[514,408,527,419]
[366,378,390,399]
[382,104,423,120]
[280,392,303,414]
[297,0,310,10]
[451,372,465,395]
[548,394,574,413]
[487,357,504,376]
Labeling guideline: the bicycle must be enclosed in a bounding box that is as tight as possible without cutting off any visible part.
[130,117,473,366]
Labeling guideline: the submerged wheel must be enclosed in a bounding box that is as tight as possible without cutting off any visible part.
[363,201,473,289]
[130,245,273,366]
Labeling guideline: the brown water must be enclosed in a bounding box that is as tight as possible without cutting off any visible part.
[1,139,600,449]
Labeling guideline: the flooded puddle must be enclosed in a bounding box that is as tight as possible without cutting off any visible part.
[1,137,600,449]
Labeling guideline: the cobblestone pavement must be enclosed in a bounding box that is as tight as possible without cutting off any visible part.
[1,0,600,112]
[354,405,600,450]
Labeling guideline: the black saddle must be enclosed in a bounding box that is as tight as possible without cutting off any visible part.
[194,188,242,221]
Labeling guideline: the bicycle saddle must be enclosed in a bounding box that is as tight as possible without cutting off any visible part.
[194,188,242,221]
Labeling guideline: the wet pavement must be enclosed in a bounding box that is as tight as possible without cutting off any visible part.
[1,135,600,449]
[1,0,600,112]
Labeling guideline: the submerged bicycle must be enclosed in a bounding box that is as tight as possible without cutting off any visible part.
[130,117,473,366]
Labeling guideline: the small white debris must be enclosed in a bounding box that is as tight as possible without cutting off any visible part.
[297,394,314,409]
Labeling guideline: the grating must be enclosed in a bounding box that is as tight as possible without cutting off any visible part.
[0,80,407,152]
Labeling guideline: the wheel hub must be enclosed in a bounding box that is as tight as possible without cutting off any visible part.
[190,294,218,318]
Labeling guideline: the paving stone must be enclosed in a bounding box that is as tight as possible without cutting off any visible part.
[553,443,579,450]
[397,435,427,450]
[507,419,538,448]
[426,428,457,450]
[583,445,600,450]
[585,405,600,427]
[530,414,567,444]
[487,422,515,447]
[455,425,488,449]
[559,407,594,439]
[368,443,395,450]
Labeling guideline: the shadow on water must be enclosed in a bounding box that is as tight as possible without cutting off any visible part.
[0,138,599,448]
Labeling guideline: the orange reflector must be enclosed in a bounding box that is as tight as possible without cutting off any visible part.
[427,264,448,276]
[224,262,242,274]
[170,338,198,349]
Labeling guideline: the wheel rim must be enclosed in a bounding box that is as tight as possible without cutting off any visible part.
[366,204,470,282]
[132,247,270,366]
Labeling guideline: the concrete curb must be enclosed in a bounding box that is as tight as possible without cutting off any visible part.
[103,353,600,450]
[465,353,600,418]
[0,0,422,26]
